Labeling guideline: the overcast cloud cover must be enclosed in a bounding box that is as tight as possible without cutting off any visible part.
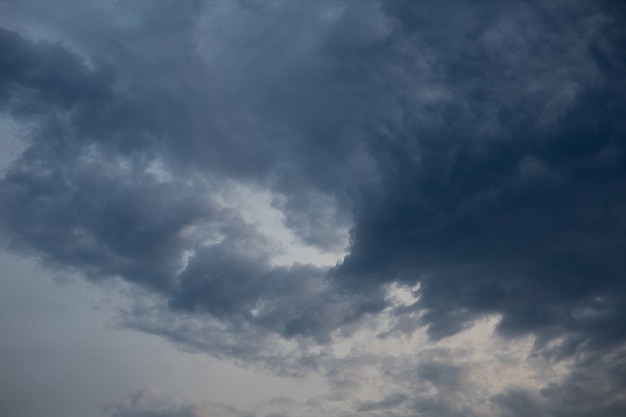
[1,0,625,416]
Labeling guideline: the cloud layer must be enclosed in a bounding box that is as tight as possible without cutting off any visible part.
[1,0,625,416]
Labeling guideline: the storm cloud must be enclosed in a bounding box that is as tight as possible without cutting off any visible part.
[1,0,625,416]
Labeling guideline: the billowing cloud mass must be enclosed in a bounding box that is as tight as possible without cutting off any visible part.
[1,0,625,416]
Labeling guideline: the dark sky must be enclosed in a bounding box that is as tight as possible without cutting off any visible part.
[1,1,625,416]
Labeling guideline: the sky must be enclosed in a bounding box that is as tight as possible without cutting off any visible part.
[0,0,625,416]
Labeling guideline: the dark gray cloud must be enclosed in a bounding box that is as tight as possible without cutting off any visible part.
[1,0,626,416]
[334,0,626,348]
[495,351,626,417]
[0,4,381,347]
